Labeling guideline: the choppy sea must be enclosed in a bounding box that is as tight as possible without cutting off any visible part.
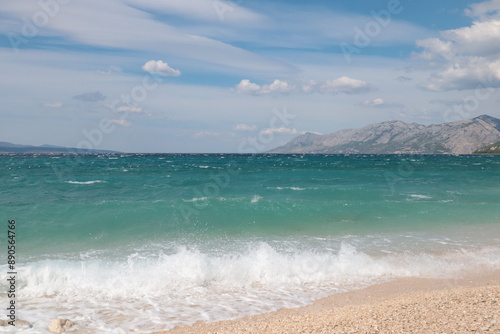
[1,154,499,333]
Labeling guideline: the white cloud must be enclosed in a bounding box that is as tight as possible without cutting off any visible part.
[105,104,151,116]
[300,79,317,93]
[236,77,369,95]
[420,57,500,91]
[441,20,500,57]
[465,0,500,20]
[415,1,500,91]
[260,79,293,94]
[111,119,132,127]
[142,60,181,77]
[42,102,62,108]
[235,79,292,95]
[320,76,370,94]
[363,98,385,107]
[235,79,261,94]
[260,127,297,135]
[116,106,150,115]
[362,98,404,108]
[234,124,258,131]
[116,106,142,113]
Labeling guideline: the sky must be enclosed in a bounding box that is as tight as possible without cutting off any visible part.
[1,0,500,153]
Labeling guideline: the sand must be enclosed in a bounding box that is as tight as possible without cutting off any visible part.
[153,270,500,334]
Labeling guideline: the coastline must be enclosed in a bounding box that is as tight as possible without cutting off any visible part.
[155,269,500,334]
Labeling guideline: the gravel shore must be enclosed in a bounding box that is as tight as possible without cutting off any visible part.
[155,270,500,334]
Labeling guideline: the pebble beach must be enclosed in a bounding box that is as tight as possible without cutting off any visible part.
[159,270,500,334]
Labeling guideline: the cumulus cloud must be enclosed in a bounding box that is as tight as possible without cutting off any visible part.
[73,91,106,102]
[260,127,297,135]
[235,79,292,95]
[111,119,132,127]
[320,76,370,94]
[419,57,500,91]
[234,124,258,131]
[260,80,293,94]
[235,79,261,94]
[235,76,369,95]
[142,60,181,76]
[415,1,500,91]
[42,102,62,108]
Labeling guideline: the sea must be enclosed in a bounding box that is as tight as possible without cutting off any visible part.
[1,153,499,333]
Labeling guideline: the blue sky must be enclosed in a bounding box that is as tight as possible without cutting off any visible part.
[1,0,500,152]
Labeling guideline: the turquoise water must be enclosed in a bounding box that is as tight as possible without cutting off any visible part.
[1,154,500,333]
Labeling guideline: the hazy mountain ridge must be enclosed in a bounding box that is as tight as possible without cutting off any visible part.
[0,142,120,154]
[269,115,500,154]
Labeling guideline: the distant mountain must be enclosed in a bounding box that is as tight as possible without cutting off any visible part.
[0,142,120,154]
[268,115,500,154]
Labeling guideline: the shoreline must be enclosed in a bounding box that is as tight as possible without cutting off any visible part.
[154,269,500,333]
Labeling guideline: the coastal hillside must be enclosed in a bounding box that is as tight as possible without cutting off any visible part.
[474,140,500,154]
[269,115,500,154]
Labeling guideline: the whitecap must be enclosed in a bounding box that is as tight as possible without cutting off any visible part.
[409,194,432,199]
[251,195,262,203]
[66,180,106,185]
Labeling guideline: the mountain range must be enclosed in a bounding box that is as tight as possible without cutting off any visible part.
[0,142,119,154]
[269,115,500,154]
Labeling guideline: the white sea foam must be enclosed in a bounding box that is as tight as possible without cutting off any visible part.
[408,194,432,199]
[1,242,499,333]
[270,186,306,191]
[251,195,262,203]
[66,180,106,185]
[183,197,208,202]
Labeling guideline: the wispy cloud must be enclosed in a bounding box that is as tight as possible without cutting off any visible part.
[111,119,132,127]
[260,127,297,135]
[97,65,121,75]
[320,77,371,95]
[108,105,151,116]
[234,124,258,131]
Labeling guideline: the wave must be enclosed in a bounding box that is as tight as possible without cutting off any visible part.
[2,242,499,333]
[408,194,432,199]
[251,195,262,203]
[66,180,106,185]
[268,186,306,191]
